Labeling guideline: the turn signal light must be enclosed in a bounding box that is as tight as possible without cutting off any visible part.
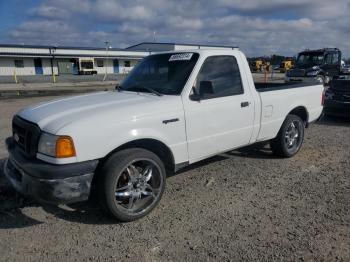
[55,136,76,158]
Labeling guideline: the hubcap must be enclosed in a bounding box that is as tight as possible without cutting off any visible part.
[114,159,162,214]
[285,121,301,149]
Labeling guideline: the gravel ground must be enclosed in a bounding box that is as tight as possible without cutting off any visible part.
[0,96,349,261]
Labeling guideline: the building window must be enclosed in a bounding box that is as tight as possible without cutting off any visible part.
[14,60,24,68]
[124,61,131,67]
[96,59,104,67]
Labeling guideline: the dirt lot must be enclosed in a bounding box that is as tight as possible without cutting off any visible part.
[0,95,349,261]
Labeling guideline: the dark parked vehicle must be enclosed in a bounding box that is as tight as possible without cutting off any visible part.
[286,48,342,85]
[341,65,350,75]
[324,76,350,117]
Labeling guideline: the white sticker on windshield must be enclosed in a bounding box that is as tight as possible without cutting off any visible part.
[169,53,193,61]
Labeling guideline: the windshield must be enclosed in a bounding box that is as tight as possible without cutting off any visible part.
[296,53,324,66]
[120,53,199,95]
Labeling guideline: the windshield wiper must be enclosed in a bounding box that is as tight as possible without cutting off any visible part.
[124,85,163,97]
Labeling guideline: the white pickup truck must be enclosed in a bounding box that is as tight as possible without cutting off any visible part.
[5,49,324,221]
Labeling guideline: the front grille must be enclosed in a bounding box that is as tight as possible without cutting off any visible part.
[12,115,41,157]
[288,69,306,77]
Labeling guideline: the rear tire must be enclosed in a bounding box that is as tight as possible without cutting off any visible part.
[98,148,166,222]
[270,114,305,157]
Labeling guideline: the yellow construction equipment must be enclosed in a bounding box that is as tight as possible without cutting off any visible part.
[279,58,294,73]
[250,59,270,72]
[250,59,264,72]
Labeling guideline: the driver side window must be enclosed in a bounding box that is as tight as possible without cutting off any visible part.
[331,53,340,65]
[325,53,340,65]
[324,54,332,65]
[194,56,243,99]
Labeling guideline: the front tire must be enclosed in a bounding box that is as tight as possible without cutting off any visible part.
[270,114,305,157]
[98,148,166,222]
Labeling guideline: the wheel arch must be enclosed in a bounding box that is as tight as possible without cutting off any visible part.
[99,138,176,176]
[287,106,309,127]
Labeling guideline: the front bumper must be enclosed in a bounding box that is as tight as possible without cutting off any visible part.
[324,100,350,117]
[4,137,99,204]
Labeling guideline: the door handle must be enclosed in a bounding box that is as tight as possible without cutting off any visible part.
[241,101,250,108]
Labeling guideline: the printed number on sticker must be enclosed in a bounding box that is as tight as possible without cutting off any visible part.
[169,53,193,61]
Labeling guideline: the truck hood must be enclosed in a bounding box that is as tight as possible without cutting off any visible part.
[17,91,182,134]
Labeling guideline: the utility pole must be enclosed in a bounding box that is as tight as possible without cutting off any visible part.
[103,41,109,81]
[50,46,57,83]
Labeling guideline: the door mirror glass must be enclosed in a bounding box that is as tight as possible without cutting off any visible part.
[199,81,214,96]
[189,91,201,101]
[190,81,215,101]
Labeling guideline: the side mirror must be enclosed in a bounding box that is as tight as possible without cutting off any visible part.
[189,92,201,101]
[190,81,214,101]
[199,81,214,96]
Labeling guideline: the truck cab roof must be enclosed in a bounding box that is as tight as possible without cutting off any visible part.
[300,48,340,54]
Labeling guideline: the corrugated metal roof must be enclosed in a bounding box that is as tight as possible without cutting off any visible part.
[0,42,238,50]
[0,53,145,59]
[0,43,150,59]
[126,42,238,50]
[0,43,130,51]
[0,42,238,58]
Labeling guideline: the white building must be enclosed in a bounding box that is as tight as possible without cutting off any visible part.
[0,42,237,76]
[0,44,149,76]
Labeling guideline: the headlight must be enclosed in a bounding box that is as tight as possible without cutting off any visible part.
[306,71,319,76]
[38,133,76,158]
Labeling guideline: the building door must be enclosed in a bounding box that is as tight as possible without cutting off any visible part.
[113,59,119,73]
[71,59,78,74]
[34,58,43,75]
[58,61,73,74]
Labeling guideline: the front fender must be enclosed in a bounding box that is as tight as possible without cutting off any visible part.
[58,113,188,165]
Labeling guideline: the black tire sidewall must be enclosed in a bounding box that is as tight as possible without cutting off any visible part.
[281,115,304,157]
[98,148,166,222]
[271,115,305,157]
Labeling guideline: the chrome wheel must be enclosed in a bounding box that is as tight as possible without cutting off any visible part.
[114,159,163,215]
[270,114,305,158]
[285,121,302,149]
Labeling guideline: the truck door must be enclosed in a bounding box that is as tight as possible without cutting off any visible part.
[183,55,255,162]
[323,52,341,77]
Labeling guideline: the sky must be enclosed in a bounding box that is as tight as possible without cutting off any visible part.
[0,0,350,57]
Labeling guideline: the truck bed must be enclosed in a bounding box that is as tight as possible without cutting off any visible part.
[254,81,324,142]
[255,81,320,92]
